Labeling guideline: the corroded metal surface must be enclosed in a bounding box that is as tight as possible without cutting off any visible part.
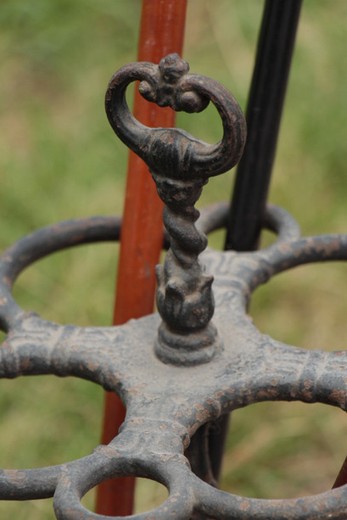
[0,56,346,519]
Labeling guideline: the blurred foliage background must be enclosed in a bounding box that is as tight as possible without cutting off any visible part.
[0,0,347,517]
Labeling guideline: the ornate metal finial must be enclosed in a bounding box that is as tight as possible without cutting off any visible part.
[105,53,246,365]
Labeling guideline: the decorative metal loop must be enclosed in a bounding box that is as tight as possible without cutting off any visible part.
[197,203,301,245]
[53,444,194,520]
[0,217,121,331]
[105,53,246,181]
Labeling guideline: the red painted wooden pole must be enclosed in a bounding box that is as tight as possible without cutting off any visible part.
[333,456,347,489]
[96,0,187,515]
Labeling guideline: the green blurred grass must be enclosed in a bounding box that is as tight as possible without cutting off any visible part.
[0,0,347,517]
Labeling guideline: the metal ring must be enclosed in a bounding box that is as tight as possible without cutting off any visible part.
[53,448,194,520]
[0,216,121,330]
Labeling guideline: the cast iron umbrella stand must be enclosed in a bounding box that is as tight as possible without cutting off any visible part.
[0,49,346,519]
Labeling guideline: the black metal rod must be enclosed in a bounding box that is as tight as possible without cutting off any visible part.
[205,0,303,494]
[225,0,303,252]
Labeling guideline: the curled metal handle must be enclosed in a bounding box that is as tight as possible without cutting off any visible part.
[105,53,246,181]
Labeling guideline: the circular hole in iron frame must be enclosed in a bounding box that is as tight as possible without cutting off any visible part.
[249,261,347,351]
[80,476,169,515]
[221,401,347,499]
[259,227,280,249]
[11,241,119,327]
[186,401,346,500]
[0,375,104,471]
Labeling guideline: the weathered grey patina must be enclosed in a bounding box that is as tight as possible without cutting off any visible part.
[0,55,346,519]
